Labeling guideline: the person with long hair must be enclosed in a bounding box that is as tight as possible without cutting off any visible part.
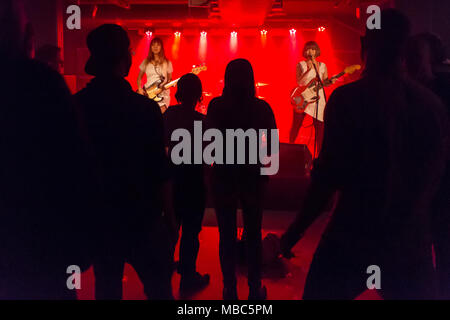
[205,59,278,300]
[137,37,173,113]
[289,41,335,155]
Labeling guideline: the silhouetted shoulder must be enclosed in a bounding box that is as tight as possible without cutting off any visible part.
[16,59,73,106]
[207,97,223,112]
[253,98,277,128]
[204,97,224,128]
[254,97,275,115]
[129,90,162,117]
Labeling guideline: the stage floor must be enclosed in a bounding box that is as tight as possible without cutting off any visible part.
[76,209,381,300]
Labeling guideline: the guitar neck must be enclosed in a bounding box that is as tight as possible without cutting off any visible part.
[163,70,204,89]
[332,71,345,80]
[163,78,179,89]
[322,71,346,86]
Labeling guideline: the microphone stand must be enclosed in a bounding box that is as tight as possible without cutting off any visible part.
[311,61,324,161]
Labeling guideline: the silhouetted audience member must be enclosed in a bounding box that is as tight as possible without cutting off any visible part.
[406,33,450,299]
[406,33,450,108]
[35,44,63,73]
[205,59,278,300]
[281,9,448,299]
[0,0,96,299]
[75,24,173,300]
[163,73,210,297]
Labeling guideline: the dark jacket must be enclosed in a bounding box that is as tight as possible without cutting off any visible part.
[284,73,448,269]
[75,77,169,230]
[0,58,96,299]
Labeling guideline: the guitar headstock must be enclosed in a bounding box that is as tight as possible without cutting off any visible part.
[344,64,361,75]
[191,64,207,75]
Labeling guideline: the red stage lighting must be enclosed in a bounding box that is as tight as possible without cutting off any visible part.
[231,31,238,37]
[174,31,181,37]
[201,31,207,37]
[318,26,326,32]
[145,30,152,37]
[289,28,296,35]
[260,29,268,36]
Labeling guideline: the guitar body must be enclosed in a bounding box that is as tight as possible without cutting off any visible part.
[290,64,361,114]
[290,79,320,114]
[144,81,164,102]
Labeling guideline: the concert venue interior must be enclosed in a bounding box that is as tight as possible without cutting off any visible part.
[10,0,450,300]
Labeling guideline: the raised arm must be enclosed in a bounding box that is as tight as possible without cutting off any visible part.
[296,62,308,85]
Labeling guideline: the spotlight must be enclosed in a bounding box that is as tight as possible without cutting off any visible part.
[201,31,207,37]
[231,31,237,37]
[174,31,181,37]
[289,28,296,35]
[260,29,268,36]
[318,26,326,32]
[145,30,152,37]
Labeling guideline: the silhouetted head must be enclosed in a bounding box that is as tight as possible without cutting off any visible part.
[0,0,29,60]
[415,33,447,67]
[405,35,434,84]
[85,24,131,77]
[175,73,203,108]
[361,9,411,75]
[223,58,255,101]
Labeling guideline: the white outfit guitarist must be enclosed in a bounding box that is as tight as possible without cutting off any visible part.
[139,60,173,107]
[289,60,328,154]
[296,60,328,122]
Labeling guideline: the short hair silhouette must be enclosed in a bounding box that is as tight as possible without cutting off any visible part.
[361,9,411,72]
[175,73,203,106]
[85,24,131,76]
[416,33,447,66]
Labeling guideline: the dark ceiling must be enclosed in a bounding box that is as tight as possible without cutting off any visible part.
[75,0,390,32]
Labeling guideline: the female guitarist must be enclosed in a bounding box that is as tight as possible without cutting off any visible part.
[289,41,335,155]
[137,37,173,113]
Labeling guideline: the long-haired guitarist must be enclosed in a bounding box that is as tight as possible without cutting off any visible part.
[137,37,173,112]
[289,41,335,153]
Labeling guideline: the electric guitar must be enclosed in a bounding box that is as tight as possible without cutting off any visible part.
[143,65,207,102]
[290,64,361,113]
